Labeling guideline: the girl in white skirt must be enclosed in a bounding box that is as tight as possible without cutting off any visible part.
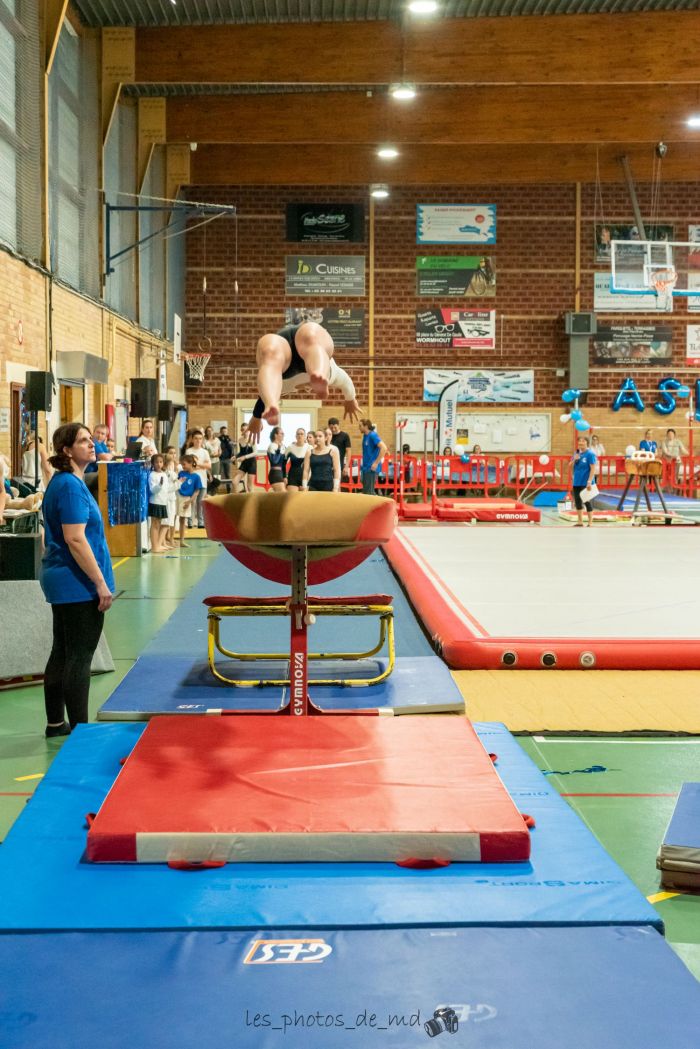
[148,453,171,553]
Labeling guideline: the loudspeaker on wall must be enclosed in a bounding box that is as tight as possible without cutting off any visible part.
[25,371,53,413]
[157,399,173,422]
[129,378,157,418]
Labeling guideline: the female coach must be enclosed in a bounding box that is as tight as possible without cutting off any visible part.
[40,423,115,737]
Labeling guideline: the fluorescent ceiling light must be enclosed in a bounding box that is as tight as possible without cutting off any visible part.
[370,184,390,199]
[377,146,400,159]
[687,115,700,128]
[390,84,417,101]
[408,1,439,13]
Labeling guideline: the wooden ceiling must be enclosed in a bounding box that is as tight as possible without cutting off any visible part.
[113,12,700,184]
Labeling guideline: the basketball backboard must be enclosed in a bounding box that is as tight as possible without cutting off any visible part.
[610,239,700,304]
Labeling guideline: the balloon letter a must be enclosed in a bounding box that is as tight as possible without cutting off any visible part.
[612,378,644,413]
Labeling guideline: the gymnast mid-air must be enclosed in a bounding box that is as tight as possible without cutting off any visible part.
[245,320,360,439]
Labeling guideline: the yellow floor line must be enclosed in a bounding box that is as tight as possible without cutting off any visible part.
[15,773,44,782]
[647,891,680,903]
[111,557,130,570]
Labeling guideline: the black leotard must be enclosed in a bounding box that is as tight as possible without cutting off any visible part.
[308,450,335,492]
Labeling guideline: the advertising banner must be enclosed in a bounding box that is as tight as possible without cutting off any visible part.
[688,226,700,269]
[593,324,672,365]
[423,369,534,404]
[285,256,365,296]
[595,223,674,262]
[286,204,364,243]
[416,256,496,297]
[687,325,700,366]
[416,308,496,348]
[593,273,665,313]
[284,307,365,348]
[416,204,496,245]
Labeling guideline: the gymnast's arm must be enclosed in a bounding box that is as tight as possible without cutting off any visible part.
[328,360,360,422]
[301,448,312,490]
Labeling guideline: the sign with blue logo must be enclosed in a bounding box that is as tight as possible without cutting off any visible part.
[417,204,497,245]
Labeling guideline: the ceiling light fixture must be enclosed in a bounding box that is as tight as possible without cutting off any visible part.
[370,184,390,199]
[407,1,439,14]
[377,146,400,159]
[390,83,417,101]
[687,115,700,128]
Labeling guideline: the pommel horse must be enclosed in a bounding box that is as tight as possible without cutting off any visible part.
[202,492,397,714]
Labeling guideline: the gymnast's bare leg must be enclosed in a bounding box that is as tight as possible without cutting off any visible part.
[254,322,335,428]
[255,333,292,428]
[293,322,335,401]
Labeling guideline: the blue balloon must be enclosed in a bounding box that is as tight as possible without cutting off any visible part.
[677,385,690,397]
[612,377,645,413]
[654,376,681,416]
[562,389,580,403]
[570,409,582,421]
[575,419,591,431]
[460,454,470,464]
[695,379,700,421]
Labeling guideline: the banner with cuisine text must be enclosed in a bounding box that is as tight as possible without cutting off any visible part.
[416,308,495,348]
[416,256,496,297]
[423,369,534,404]
[285,256,365,296]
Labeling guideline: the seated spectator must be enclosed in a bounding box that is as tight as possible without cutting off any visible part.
[660,428,687,484]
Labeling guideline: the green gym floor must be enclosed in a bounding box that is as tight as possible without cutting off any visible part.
[0,539,698,982]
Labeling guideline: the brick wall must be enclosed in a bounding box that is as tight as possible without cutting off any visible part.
[0,247,184,461]
[184,182,700,455]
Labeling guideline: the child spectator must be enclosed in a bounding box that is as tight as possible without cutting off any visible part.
[176,455,204,547]
[148,454,170,553]
[163,448,180,547]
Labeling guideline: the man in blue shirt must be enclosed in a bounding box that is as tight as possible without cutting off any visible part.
[571,436,597,527]
[360,419,387,495]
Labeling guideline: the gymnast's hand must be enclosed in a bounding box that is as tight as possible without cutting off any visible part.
[343,399,361,424]
[245,417,263,443]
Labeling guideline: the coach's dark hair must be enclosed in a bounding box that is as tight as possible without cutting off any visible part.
[49,422,89,473]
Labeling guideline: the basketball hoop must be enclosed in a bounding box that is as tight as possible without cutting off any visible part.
[652,267,677,310]
[183,347,211,387]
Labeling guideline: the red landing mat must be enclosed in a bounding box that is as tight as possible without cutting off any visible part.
[87,715,531,865]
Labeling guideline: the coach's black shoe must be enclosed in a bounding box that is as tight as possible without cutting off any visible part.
[45,722,71,739]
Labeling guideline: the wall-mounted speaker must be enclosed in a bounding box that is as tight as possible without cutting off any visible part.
[129,378,157,418]
[157,399,173,422]
[564,312,597,336]
[25,371,53,412]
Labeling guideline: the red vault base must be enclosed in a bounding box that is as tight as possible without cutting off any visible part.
[86,715,531,865]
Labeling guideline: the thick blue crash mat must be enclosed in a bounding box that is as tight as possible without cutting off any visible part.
[0,723,661,931]
[98,549,459,717]
[1,925,698,1049]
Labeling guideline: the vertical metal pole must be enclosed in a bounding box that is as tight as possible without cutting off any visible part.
[289,544,309,716]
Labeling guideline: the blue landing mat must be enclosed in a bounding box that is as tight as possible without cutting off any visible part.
[99,549,452,717]
[0,722,660,931]
[1,925,698,1049]
[99,654,459,715]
